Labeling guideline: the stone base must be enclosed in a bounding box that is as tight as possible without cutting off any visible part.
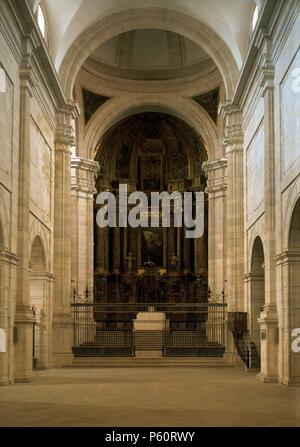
[52,352,74,368]
[0,377,10,386]
[223,351,237,365]
[52,313,74,367]
[256,372,278,383]
[14,371,37,383]
[281,376,300,387]
[133,311,168,331]
[135,350,162,358]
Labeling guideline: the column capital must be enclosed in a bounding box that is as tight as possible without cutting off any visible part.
[55,102,79,146]
[274,250,300,265]
[203,158,227,195]
[258,303,278,324]
[71,157,100,194]
[0,249,19,266]
[203,158,227,173]
[254,32,275,95]
[219,102,242,121]
[259,65,275,96]
[220,104,243,149]
[19,58,39,96]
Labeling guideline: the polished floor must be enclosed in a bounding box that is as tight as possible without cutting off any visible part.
[0,366,299,427]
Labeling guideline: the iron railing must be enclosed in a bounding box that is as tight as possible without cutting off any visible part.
[71,302,227,357]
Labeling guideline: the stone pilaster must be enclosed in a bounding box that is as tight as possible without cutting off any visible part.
[52,103,79,367]
[257,35,278,383]
[14,36,39,382]
[203,158,227,293]
[220,106,244,312]
[0,250,19,385]
[95,182,111,276]
[71,157,99,294]
[219,106,244,365]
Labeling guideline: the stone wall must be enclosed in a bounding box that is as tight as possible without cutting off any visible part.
[0,0,73,384]
[239,0,300,384]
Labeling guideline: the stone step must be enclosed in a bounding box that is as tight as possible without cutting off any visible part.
[72,356,233,368]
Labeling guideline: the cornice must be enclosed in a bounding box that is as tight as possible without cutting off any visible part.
[232,0,284,107]
[80,58,222,97]
[0,3,22,65]
[7,0,67,110]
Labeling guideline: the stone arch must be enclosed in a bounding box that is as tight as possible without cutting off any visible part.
[283,178,300,252]
[83,96,221,162]
[58,8,239,100]
[30,236,46,273]
[287,197,300,385]
[29,235,50,369]
[249,236,265,358]
[101,112,202,181]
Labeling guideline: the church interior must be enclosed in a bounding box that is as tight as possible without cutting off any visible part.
[0,0,300,427]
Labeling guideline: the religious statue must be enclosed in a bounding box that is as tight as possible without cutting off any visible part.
[170,254,178,272]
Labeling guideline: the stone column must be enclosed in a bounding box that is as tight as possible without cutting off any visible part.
[183,229,191,274]
[257,36,278,383]
[176,227,182,271]
[0,250,19,385]
[95,221,109,275]
[203,159,227,295]
[194,190,208,277]
[71,157,99,294]
[52,103,79,367]
[168,215,176,272]
[113,227,121,274]
[221,106,244,311]
[220,106,244,364]
[277,251,300,386]
[14,39,38,382]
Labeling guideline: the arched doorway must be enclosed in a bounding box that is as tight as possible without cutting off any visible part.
[29,236,49,369]
[250,237,265,358]
[288,198,300,384]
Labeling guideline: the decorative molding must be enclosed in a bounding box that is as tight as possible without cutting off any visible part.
[8,0,68,109]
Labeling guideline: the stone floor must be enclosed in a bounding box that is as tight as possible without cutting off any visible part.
[0,367,299,427]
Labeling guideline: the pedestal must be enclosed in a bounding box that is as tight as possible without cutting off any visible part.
[257,304,278,383]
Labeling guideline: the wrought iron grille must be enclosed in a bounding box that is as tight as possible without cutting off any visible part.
[71,302,227,357]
